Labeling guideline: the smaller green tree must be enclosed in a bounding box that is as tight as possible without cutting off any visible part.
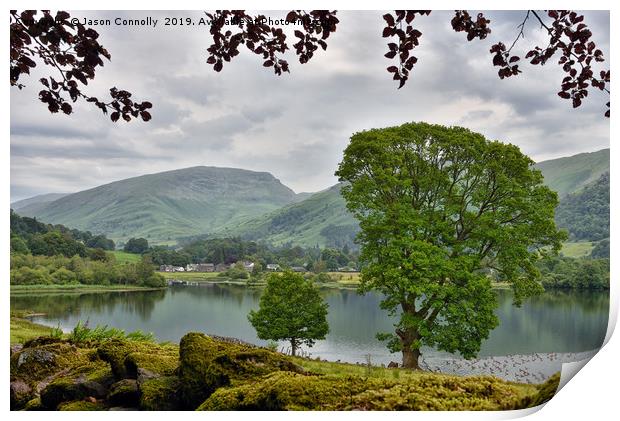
[124,237,149,254]
[248,271,329,356]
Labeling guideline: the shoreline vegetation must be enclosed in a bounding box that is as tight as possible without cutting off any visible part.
[10,314,560,411]
[10,284,166,295]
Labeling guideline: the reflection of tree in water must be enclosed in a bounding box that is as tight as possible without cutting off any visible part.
[11,290,166,321]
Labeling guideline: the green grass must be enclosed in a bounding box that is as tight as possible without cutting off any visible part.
[10,284,164,295]
[10,315,56,344]
[158,271,228,281]
[111,250,142,264]
[291,356,424,380]
[68,320,154,344]
[561,241,594,258]
[326,272,360,284]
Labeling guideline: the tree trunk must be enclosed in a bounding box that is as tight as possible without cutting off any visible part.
[290,339,297,356]
[401,345,421,370]
[400,331,421,369]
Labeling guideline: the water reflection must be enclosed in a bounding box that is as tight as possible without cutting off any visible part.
[11,286,609,365]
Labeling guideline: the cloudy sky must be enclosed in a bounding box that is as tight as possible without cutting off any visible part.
[10,10,610,201]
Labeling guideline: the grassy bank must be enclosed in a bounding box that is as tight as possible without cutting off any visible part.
[10,284,165,295]
[561,241,594,258]
[111,250,142,264]
[10,314,57,345]
[10,316,559,411]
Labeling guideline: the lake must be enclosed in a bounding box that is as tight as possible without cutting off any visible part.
[11,285,609,366]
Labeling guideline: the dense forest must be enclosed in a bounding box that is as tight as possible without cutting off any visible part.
[10,210,115,256]
[10,211,165,288]
[538,256,610,290]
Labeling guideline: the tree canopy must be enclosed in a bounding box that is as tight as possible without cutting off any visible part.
[123,237,149,254]
[248,271,329,356]
[335,122,566,368]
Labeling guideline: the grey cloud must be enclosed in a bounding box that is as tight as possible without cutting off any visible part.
[10,10,610,201]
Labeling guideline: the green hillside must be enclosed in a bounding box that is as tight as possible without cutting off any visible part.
[14,148,609,249]
[11,193,69,216]
[18,167,297,245]
[214,183,359,248]
[213,149,610,248]
[533,148,609,198]
[556,172,609,241]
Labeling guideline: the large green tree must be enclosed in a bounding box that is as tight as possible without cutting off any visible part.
[248,271,329,356]
[335,122,566,369]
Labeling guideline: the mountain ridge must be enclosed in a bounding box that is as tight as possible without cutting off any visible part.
[13,148,609,247]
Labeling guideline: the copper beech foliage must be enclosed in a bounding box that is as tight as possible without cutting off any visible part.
[10,10,610,120]
[203,9,608,117]
[10,10,152,122]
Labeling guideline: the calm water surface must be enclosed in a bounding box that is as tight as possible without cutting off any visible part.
[11,285,609,365]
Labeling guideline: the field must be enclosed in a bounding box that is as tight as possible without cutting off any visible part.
[561,241,594,258]
[159,271,227,281]
[160,270,362,289]
[111,250,142,263]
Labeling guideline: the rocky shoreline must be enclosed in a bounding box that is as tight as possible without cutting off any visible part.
[10,332,561,411]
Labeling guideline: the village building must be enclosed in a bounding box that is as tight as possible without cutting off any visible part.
[266,263,280,271]
[215,263,229,272]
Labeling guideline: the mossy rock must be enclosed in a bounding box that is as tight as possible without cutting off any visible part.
[512,372,561,409]
[345,373,536,410]
[10,341,91,386]
[23,397,43,411]
[124,349,178,379]
[107,379,140,407]
[199,371,369,410]
[58,400,106,411]
[97,339,175,380]
[200,371,543,411]
[178,332,303,409]
[39,361,111,410]
[138,376,182,411]
[10,380,33,410]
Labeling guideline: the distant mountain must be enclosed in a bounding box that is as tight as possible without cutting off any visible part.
[15,148,609,248]
[214,183,359,248]
[11,193,69,215]
[213,148,611,248]
[16,167,297,244]
[556,172,609,241]
[533,148,609,198]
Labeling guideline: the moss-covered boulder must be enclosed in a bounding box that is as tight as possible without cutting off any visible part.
[124,349,178,379]
[40,377,107,409]
[39,360,112,410]
[138,376,182,411]
[199,371,546,411]
[58,400,106,411]
[199,371,375,410]
[10,379,33,409]
[107,379,140,407]
[178,332,303,409]
[10,341,91,386]
[97,339,178,380]
[512,372,561,409]
[23,397,43,410]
